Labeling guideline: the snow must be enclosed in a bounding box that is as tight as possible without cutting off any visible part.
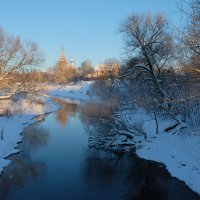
[113,106,200,194]
[46,81,96,102]
[0,96,59,174]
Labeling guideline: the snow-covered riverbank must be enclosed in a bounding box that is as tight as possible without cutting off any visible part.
[46,81,96,102]
[0,96,59,174]
[113,107,200,195]
[0,81,94,174]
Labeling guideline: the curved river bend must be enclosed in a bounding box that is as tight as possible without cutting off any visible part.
[0,99,199,200]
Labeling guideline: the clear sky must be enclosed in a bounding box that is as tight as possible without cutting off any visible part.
[0,0,180,70]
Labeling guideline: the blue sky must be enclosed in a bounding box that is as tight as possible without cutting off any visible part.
[0,0,179,70]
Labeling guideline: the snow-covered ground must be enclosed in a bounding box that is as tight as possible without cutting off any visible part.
[46,81,96,102]
[113,107,200,195]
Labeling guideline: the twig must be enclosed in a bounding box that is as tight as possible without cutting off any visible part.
[1,127,4,140]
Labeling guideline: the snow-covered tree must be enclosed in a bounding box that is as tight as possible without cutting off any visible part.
[120,14,174,100]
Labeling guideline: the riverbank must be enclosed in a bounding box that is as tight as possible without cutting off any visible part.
[0,81,94,174]
[112,106,200,195]
[0,95,59,174]
[46,81,96,102]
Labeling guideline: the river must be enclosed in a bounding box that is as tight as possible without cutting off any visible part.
[0,99,199,200]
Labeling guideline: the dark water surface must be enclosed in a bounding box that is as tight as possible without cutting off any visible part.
[0,100,199,200]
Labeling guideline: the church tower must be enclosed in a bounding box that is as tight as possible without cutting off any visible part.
[70,58,75,69]
[59,47,67,70]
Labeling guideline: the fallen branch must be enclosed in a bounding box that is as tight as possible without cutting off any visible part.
[165,121,186,134]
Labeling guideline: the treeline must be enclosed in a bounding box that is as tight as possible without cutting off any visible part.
[47,57,120,83]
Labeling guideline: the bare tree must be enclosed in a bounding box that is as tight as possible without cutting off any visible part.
[103,58,119,78]
[80,59,94,78]
[0,27,44,97]
[182,0,200,55]
[119,14,174,100]
[177,0,200,72]
[50,62,67,83]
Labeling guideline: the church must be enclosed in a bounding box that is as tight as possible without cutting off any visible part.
[59,47,75,70]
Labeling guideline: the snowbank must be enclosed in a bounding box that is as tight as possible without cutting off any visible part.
[47,81,96,102]
[0,96,59,174]
[113,107,200,195]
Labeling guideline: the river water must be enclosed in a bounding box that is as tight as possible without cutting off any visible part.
[0,99,199,200]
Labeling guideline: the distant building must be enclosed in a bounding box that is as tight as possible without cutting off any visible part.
[59,47,67,71]
[59,47,75,70]
[94,63,119,77]
[70,58,75,69]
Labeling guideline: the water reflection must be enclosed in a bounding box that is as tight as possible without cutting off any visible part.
[0,159,46,199]
[81,150,200,200]
[53,98,78,127]
[0,124,48,199]
[80,102,114,123]
[79,102,114,141]
[23,126,49,151]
